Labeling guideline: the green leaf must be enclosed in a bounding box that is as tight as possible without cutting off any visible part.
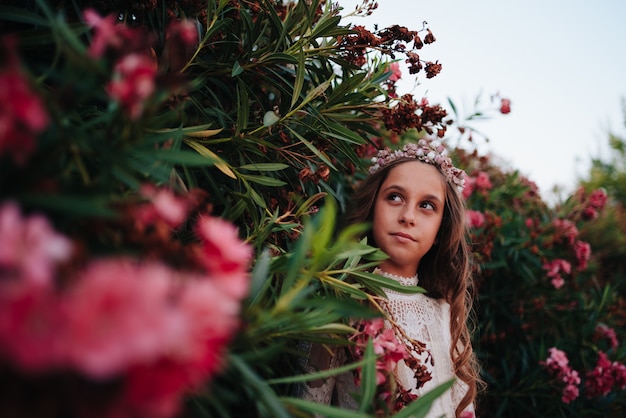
[240,174,286,187]
[357,339,377,412]
[239,163,289,171]
[393,379,455,418]
[291,47,306,109]
[231,61,244,77]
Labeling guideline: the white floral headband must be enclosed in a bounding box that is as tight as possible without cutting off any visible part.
[369,139,466,191]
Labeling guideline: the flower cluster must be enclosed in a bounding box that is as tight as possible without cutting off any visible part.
[369,139,466,191]
[0,36,49,165]
[381,95,448,137]
[0,200,252,418]
[348,318,432,413]
[584,351,626,398]
[542,258,572,289]
[540,347,581,404]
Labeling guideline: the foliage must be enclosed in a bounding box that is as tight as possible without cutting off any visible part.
[454,126,626,417]
[0,0,453,417]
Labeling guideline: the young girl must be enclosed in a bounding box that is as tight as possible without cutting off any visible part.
[298,140,480,417]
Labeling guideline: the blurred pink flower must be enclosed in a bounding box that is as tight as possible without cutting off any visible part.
[584,351,615,398]
[540,347,581,404]
[594,324,619,350]
[474,171,493,190]
[0,282,62,372]
[588,188,607,210]
[552,218,578,245]
[465,210,486,229]
[387,62,402,82]
[195,216,252,298]
[0,36,49,164]
[462,174,475,199]
[138,184,190,228]
[543,259,571,290]
[107,53,158,119]
[61,259,178,378]
[84,9,137,59]
[574,240,591,271]
[167,19,198,47]
[0,201,73,287]
[499,98,511,114]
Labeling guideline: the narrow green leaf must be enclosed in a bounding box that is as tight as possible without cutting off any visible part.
[291,46,306,109]
[393,379,455,418]
[240,174,286,187]
[239,163,289,171]
[358,339,377,412]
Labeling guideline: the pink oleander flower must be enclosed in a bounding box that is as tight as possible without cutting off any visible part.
[465,210,486,229]
[574,240,591,271]
[474,171,493,190]
[0,201,73,287]
[61,259,181,378]
[0,281,63,372]
[594,324,619,350]
[122,276,243,418]
[166,19,198,47]
[540,347,581,404]
[84,9,146,59]
[499,98,511,114]
[195,216,253,299]
[106,53,158,119]
[552,218,578,245]
[0,36,49,164]
[462,174,475,199]
[387,61,402,82]
[137,184,190,228]
[584,351,615,398]
[351,318,409,386]
[543,259,571,289]
[588,188,608,210]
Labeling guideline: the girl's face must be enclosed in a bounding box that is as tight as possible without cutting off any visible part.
[372,160,445,277]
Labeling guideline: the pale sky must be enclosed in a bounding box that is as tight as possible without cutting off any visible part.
[341,0,626,200]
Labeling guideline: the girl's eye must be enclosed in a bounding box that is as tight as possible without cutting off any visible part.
[420,201,436,211]
[386,193,403,203]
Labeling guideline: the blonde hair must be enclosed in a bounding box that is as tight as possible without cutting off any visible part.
[346,158,482,416]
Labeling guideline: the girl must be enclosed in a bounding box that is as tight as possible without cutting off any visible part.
[298,140,480,417]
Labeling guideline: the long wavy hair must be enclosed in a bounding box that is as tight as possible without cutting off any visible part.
[345,158,482,416]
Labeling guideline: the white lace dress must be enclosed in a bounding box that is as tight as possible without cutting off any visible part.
[297,269,473,418]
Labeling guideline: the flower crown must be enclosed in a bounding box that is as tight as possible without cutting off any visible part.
[369,139,466,191]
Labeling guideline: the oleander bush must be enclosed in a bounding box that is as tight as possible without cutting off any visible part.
[1,1,625,417]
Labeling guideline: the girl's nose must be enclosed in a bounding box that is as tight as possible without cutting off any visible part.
[399,208,416,225]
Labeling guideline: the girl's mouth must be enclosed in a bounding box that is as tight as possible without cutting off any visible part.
[392,232,416,242]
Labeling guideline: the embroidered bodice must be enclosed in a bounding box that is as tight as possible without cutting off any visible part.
[295,269,473,418]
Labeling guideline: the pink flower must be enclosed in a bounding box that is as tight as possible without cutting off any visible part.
[107,53,158,119]
[574,240,591,271]
[61,259,179,378]
[0,201,73,287]
[387,62,402,82]
[137,184,190,228]
[588,188,607,210]
[474,171,493,190]
[0,36,49,164]
[562,383,580,404]
[462,174,475,199]
[543,259,571,289]
[499,98,511,114]
[195,216,253,299]
[594,324,619,350]
[584,351,615,398]
[0,282,63,372]
[540,347,581,403]
[465,210,486,229]
[83,9,140,59]
[552,219,578,245]
[166,19,198,47]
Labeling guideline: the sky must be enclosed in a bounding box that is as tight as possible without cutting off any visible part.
[340,0,626,201]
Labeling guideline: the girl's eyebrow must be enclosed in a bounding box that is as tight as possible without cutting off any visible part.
[382,184,444,203]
